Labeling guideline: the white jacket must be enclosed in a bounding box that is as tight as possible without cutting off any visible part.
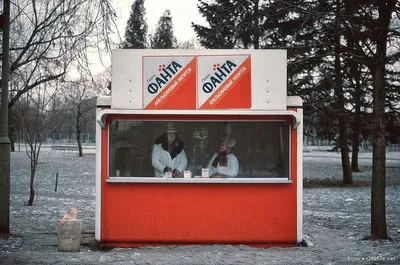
[151,143,187,177]
[207,153,239,178]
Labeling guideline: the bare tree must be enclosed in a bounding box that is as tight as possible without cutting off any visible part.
[62,78,101,157]
[0,0,118,149]
[92,67,112,96]
[17,86,61,206]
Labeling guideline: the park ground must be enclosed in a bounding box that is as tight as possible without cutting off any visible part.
[0,146,399,265]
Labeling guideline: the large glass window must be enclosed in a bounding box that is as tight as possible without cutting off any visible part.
[108,120,290,178]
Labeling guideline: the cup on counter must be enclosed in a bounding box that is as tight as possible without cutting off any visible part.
[116,170,120,177]
[201,168,209,178]
[164,171,173,178]
[183,170,192,178]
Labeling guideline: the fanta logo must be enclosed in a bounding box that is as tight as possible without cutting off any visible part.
[202,60,237,93]
[148,61,182,94]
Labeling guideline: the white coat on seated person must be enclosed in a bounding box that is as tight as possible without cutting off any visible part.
[151,123,187,178]
[207,136,239,178]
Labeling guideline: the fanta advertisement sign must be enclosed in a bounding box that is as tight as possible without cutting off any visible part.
[142,54,251,110]
[143,56,197,110]
[197,55,251,109]
[111,49,287,111]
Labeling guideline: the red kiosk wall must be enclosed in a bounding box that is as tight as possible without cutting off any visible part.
[100,115,298,247]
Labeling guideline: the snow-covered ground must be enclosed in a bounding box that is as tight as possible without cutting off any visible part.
[0,147,399,265]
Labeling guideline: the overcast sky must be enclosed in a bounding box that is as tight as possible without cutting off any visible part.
[87,0,206,75]
[113,0,207,42]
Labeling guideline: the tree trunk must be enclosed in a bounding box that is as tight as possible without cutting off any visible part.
[369,0,395,240]
[76,117,83,157]
[27,153,36,206]
[351,65,362,172]
[334,0,352,184]
[343,0,361,173]
[370,64,388,239]
[77,131,83,157]
[9,129,15,152]
[253,0,260,49]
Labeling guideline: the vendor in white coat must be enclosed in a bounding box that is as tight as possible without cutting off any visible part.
[207,136,239,178]
[152,123,187,178]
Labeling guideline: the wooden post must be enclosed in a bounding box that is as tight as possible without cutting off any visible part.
[57,220,82,252]
[54,171,59,192]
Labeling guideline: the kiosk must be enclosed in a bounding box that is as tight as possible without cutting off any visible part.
[96,49,303,247]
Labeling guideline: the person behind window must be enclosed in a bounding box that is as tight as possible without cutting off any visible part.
[151,122,187,178]
[207,136,239,178]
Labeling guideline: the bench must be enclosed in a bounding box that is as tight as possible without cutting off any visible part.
[51,145,79,152]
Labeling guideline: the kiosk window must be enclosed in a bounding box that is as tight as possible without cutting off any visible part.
[108,120,290,178]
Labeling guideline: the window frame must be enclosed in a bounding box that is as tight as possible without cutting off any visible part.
[100,110,299,184]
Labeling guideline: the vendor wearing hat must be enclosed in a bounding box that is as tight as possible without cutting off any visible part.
[151,122,187,178]
[207,136,239,178]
